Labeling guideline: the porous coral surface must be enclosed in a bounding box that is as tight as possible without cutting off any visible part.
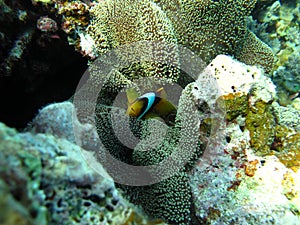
[190,55,300,224]
[0,120,167,225]
[87,0,274,76]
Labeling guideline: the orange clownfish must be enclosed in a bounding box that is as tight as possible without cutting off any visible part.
[126,87,177,124]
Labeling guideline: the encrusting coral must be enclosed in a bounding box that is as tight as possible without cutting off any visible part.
[1,114,169,225]
[189,55,300,224]
[0,122,126,225]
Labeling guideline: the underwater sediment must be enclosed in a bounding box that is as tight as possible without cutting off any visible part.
[0,0,300,225]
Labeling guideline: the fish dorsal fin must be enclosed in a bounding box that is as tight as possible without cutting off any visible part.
[155,87,167,99]
[126,88,140,105]
[154,87,177,114]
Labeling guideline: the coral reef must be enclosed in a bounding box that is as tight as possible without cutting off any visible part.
[1,0,299,224]
[72,49,297,224]
[0,0,34,76]
[208,56,300,173]
[0,121,167,225]
[251,0,300,64]
[201,55,277,154]
[23,0,275,76]
[86,0,274,74]
[29,100,200,224]
[28,0,274,73]
[249,0,300,102]
[0,179,38,225]
[42,0,100,57]
[93,80,207,224]
[202,55,300,173]
[246,100,276,154]
[2,53,300,224]
[270,102,300,171]
[189,55,300,224]
[29,101,85,143]
[273,51,300,94]
[84,54,298,224]
[77,4,277,204]
[272,102,300,131]
[36,16,58,32]
[192,143,300,224]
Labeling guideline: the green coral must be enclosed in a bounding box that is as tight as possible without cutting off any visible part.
[87,0,274,78]
[245,101,276,155]
[221,92,276,156]
[95,82,204,224]
[159,0,273,72]
[0,180,34,225]
[0,124,47,225]
[87,0,181,92]
[222,94,249,121]
[243,96,300,169]
[273,126,300,171]
[235,30,274,73]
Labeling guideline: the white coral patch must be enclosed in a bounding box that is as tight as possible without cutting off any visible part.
[237,154,300,224]
[198,55,276,104]
[79,32,98,59]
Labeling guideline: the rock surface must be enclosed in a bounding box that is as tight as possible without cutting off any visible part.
[0,121,166,225]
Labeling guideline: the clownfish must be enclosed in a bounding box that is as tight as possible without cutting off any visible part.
[126,87,177,124]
